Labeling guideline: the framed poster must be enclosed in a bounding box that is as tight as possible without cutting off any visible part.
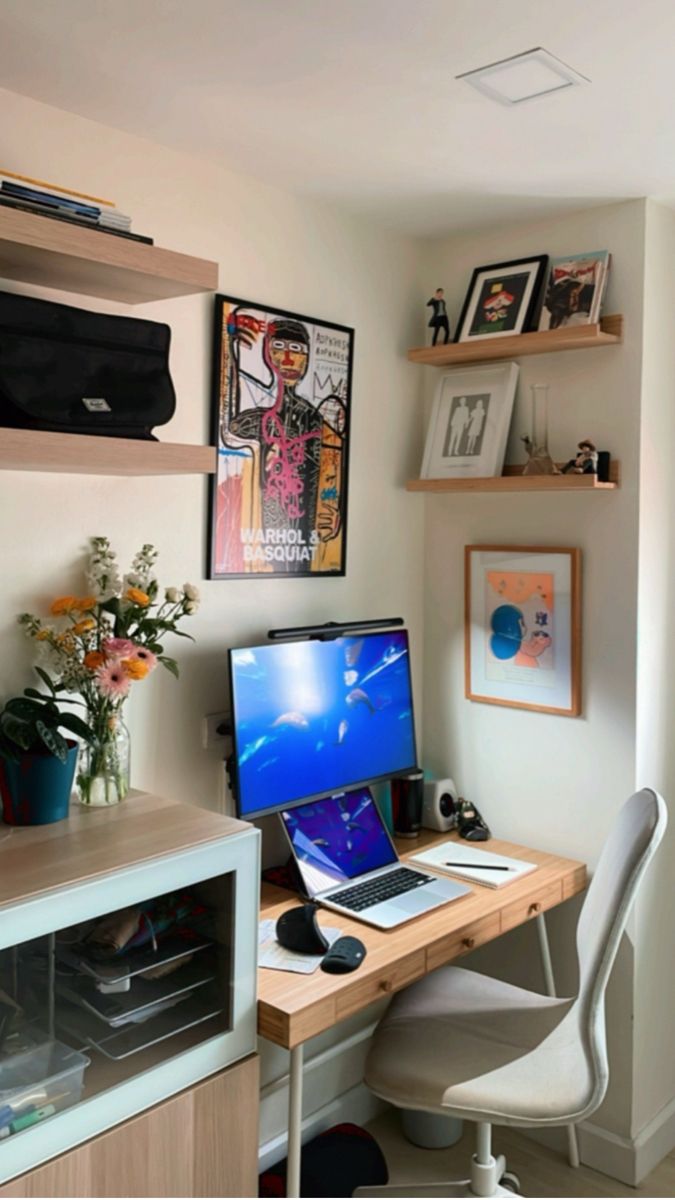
[456,256,548,343]
[209,295,354,579]
[465,546,581,716]
[421,362,518,480]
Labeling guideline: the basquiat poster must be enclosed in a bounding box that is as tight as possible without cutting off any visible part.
[209,295,353,579]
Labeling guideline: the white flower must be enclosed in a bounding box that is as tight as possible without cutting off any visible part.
[166,586,182,603]
[183,583,200,601]
[185,600,200,615]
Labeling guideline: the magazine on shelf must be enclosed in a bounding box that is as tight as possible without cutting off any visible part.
[538,251,610,331]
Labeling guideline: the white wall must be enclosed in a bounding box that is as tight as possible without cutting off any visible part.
[417,201,647,1147]
[0,85,423,1139]
[634,201,675,1150]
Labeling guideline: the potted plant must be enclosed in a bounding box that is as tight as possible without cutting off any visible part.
[0,676,94,825]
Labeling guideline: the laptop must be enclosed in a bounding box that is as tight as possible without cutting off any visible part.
[279,788,470,930]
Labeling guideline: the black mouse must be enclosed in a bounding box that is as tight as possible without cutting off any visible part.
[276,904,329,955]
[321,936,367,974]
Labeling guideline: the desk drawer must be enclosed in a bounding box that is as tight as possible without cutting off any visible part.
[335,949,426,1021]
[501,879,562,933]
[426,912,501,973]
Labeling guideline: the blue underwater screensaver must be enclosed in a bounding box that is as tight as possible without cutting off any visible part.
[230,631,417,816]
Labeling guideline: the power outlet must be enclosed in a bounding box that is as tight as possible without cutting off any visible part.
[202,712,231,751]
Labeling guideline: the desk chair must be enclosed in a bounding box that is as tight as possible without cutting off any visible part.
[358,788,666,1198]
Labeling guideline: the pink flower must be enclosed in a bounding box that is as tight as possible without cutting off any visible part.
[129,646,158,672]
[96,661,131,700]
[102,637,136,659]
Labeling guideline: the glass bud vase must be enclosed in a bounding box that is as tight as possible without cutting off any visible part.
[522,384,559,475]
[77,714,131,807]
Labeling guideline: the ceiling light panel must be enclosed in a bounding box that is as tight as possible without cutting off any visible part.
[457,47,589,106]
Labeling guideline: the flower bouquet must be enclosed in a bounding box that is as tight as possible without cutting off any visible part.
[20,537,200,806]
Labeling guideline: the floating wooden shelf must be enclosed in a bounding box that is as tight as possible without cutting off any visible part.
[0,428,216,476]
[407,461,620,493]
[407,315,623,367]
[0,207,218,303]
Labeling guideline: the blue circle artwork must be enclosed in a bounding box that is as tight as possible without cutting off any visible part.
[490,604,525,660]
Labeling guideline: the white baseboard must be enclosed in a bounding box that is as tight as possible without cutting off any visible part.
[258,1022,387,1172]
[258,1082,387,1173]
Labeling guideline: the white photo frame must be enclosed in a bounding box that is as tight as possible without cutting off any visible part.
[421,362,519,480]
[465,545,582,717]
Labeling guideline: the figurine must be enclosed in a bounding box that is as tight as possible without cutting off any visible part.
[562,439,599,475]
[427,288,451,346]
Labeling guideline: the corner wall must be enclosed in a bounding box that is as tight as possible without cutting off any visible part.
[417,200,646,1149]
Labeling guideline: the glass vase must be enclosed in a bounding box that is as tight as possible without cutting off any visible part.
[522,384,559,475]
[76,714,131,807]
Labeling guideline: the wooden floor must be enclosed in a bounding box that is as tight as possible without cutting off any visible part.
[367,1111,675,1197]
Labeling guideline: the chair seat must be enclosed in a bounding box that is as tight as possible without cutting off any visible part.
[364,965,595,1127]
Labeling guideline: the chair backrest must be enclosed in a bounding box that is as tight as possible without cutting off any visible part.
[577,788,667,1004]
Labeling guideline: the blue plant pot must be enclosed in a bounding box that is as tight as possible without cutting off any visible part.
[0,742,78,826]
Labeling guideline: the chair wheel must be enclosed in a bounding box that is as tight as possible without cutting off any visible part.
[500,1171,521,1194]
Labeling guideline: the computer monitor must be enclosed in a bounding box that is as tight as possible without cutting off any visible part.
[228,629,418,819]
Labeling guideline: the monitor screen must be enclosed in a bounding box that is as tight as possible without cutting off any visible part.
[280,790,397,896]
[229,629,417,818]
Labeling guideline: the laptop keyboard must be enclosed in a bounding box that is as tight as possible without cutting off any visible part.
[329,867,432,912]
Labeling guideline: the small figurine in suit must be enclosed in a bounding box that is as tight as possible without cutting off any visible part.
[427,288,451,346]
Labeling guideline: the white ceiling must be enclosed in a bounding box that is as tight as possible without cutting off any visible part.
[1,0,674,237]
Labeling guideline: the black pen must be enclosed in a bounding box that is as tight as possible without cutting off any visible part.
[444,862,513,871]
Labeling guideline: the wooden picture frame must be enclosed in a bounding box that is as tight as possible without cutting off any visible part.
[456,255,548,344]
[465,545,581,716]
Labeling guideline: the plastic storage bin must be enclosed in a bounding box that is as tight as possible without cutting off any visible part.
[0,1039,90,1121]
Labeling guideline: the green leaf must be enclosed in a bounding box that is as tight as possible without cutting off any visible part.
[34,667,56,694]
[1,714,33,751]
[5,697,42,719]
[23,687,48,701]
[58,712,95,742]
[36,721,68,763]
[158,656,180,679]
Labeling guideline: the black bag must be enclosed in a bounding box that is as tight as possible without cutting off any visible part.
[0,290,176,440]
[259,1123,389,1198]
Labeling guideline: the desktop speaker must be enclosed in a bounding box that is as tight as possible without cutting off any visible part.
[422,778,459,833]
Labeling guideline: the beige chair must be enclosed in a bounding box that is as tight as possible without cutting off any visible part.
[358,788,667,1198]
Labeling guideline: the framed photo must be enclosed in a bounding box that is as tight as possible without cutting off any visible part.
[456,256,548,343]
[465,546,581,716]
[421,362,519,479]
[209,294,354,579]
[538,251,610,330]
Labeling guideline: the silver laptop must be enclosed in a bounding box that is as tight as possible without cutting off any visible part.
[279,788,470,930]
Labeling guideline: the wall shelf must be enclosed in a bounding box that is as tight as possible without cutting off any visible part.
[407,314,623,367]
[0,428,216,476]
[0,207,218,303]
[406,461,620,493]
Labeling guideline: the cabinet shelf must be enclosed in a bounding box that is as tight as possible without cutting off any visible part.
[406,462,620,493]
[0,428,216,476]
[0,207,218,303]
[408,315,623,367]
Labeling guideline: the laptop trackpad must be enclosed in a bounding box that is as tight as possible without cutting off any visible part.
[395,889,443,915]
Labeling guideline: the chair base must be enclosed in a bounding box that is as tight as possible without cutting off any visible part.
[355,1151,515,1197]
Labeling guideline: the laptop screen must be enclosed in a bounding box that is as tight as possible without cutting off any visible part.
[280,789,397,896]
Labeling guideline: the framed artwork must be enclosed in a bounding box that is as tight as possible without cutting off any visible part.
[456,256,548,343]
[538,251,610,330]
[209,295,354,579]
[465,546,581,716]
[421,362,519,480]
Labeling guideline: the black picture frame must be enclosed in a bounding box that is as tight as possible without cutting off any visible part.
[455,255,549,344]
[208,294,354,580]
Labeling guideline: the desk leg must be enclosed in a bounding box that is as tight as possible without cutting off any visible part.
[536,913,580,1169]
[287,1044,304,1198]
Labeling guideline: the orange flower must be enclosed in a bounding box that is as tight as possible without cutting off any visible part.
[84,650,105,670]
[73,617,96,635]
[74,595,97,612]
[50,595,77,615]
[125,587,150,607]
[35,629,51,641]
[121,657,149,680]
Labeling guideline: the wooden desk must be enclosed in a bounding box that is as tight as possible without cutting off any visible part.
[258,830,587,1196]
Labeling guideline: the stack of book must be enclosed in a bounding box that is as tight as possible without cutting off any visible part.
[0,169,153,245]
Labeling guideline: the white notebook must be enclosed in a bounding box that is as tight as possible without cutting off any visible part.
[410,841,537,889]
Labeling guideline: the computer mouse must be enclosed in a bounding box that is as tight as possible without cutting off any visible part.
[320,936,367,974]
[276,904,329,955]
